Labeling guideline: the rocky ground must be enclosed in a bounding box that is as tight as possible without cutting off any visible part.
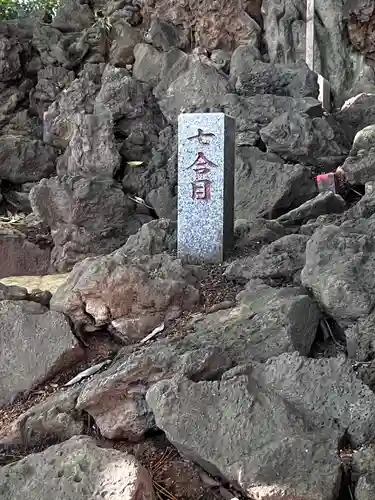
[3,0,375,499]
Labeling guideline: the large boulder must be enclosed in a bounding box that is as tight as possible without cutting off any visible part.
[260,112,351,169]
[133,43,164,86]
[251,352,375,447]
[345,1,375,64]
[147,374,341,500]
[140,0,262,52]
[0,136,56,183]
[225,234,309,283]
[276,192,347,227]
[50,252,201,340]
[109,20,141,66]
[0,300,75,406]
[0,436,155,500]
[235,146,317,220]
[122,219,176,257]
[334,93,375,135]
[43,63,104,148]
[301,218,375,324]
[51,0,95,32]
[232,60,319,99]
[342,124,375,184]
[3,387,84,449]
[76,341,230,440]
[29,66,75,118]
[75,281,320,440]
[30,176,144,272]
[234,218,288,252]
[222,93,323,147]
[0,226,51,278]
[56,110,121,178]
[157,61,231,121]
[352,444,375,500]
[0,34,21,82]
[95,64,163,162]
[32,25,92,69]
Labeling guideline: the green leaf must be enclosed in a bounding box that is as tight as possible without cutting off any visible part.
[126,161,144,167]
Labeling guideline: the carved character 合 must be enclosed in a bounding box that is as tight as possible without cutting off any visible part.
[187,152,218,175]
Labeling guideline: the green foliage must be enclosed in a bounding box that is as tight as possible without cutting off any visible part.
[0,0,60,20]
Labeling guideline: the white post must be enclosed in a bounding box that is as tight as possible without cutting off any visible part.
[305,0,331,112]
[305,0,314,70]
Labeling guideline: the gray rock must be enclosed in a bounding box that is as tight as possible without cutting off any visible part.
[3,189,31,214]
[133,43,164,86]
[76,342,230,440]
[153,48,189,100]
[225,234,309,283]
[76,281,320,439]
[122,125,177,218]
[122,219,176,256]
[350,124,375,156]
[0,83,31,117]
[251,352,375,447]
[301,218,375,323]
[210,49,231,72]
[50,252,201,340]
[232,60,319,99]
[276,192,347,226]
[345,312,375,362]
[222,92,323,147]
[342,124,375,184]
[147,374,341,500]
[234,218,288,251]
[229,43,261,82]
[95,64,144,120]
[30,176,140,272]
[0,283,28,301]
[144,18,185,51]
[5,387,84,449]
[0,136,56,183]
[192,281,321,361]
[260,112,350,169]
[352,444,375,500]
[356,476,375,500]
[0,35,21,82]
[51,0,94,32]
[157,61,231,122]
[262,0,375,106]
[32,25,91,69]
[56,110,120,178]
[109,20,141,66]
[0,436,155,500]
[29,66,75,118]
[235,146,317,220]
[334,93,375,135]
[44,64,103,148]
[96,64,162,161]
[0,227,51,279]
[0,301,74,406]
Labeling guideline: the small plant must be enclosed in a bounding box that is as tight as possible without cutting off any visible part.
[92,9,112,34]
[0,0,60,20]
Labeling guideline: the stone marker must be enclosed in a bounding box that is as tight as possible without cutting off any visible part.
[177,113,235,263]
